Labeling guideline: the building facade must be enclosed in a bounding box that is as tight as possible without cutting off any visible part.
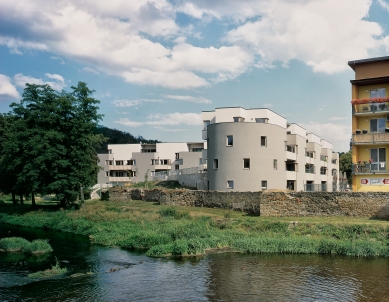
[202,107,339,192]
[349,56,389,191]
[97,142,205,185]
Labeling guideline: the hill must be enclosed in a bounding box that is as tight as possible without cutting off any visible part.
[95,125,160,153]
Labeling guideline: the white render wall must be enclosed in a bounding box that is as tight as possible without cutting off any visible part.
[203,107,340,192]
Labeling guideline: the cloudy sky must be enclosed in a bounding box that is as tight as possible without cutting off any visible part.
[1,0,389,152]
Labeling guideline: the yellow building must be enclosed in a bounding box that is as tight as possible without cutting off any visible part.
[349,56,389,191]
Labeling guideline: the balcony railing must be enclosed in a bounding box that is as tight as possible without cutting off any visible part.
[352,162,387,174]
[352,99,389,114]
[305,183,327,192]
[305,166,315,174]
[352,132,389,144]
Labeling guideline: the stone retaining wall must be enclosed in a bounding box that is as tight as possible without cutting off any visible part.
[108,187,389,218]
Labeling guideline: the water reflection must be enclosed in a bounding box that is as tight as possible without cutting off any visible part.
[1,224,388,301]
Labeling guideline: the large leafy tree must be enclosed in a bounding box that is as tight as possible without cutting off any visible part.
[0,82,105,207]
[339,150,352,184]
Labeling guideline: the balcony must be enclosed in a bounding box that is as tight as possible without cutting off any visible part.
[109,165,133,170]
[352,162,387,174]
[352,99,389,116]
[352,132,389,144]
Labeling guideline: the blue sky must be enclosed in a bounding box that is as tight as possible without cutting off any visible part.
[1,0,389,152]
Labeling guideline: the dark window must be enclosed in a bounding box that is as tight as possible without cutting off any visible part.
[214,159,219,169]
[227,135,233,146]
[261,136,267,146]
[243,158,250,169]
[261,181,267,189]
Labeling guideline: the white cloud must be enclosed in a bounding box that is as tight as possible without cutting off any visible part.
[378,0,389,12]
[114,112,202,128]
[0,0,387,89]
[112,99,163,107]
[13,73,66,91]
[0,74,20,101]
[153,126,185,132]
[82,67,99,74]
[164,94,212,104]
[330,116,348,121]
[300,122,351,152]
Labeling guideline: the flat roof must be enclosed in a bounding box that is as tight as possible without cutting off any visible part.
[348,56,389,71]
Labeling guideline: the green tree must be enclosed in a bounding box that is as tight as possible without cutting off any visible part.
[1,82,106,208]
[339,150,352,184]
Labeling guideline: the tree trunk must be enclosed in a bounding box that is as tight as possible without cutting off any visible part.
[12,192,17,205]
[80,184,85,209]
[31,192,36,208]
[19,194,24,205]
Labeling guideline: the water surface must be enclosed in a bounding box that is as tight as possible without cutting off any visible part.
[1,224,388,301]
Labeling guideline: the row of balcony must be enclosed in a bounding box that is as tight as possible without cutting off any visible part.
[352,102,389,114]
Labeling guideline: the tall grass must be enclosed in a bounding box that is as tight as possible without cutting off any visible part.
[1,199,388,258]
[28,258,67,279]
[0,237,53,254]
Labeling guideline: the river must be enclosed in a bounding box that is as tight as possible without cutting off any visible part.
[1,223,388,301]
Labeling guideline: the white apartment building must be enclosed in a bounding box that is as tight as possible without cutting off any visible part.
[97,142,205,185]
[202,107,339,192]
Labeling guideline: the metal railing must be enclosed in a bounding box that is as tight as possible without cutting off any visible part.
[151,167,206,181]
[352,162,387,173]
[305,166,315,173]
[353,102,389,114]
[305,183,327,192]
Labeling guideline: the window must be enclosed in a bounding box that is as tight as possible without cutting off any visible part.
[331,159,337,164]
[108,149,112,154]
[320,167,327,175]
[233,117,245,122]
[105,171,109,177]
[305,164,315,173]
[370,88,386,98]
[175,153,179,159]
[261,136,267,147]
[192,148,203,152]
[227,135,233,146]
[243,158,250,169]
[106,160,113,165]
[115,160,123,165]
[370,118,385,132]
[204,120,210,129]
[255,118,268,123]
[371,148,386,171]
[214,159,219,169]
[273,159,277,170]
[227,180,234,189]
[175,164,179,170]
[306,151,314,158]
[261,181,267,189]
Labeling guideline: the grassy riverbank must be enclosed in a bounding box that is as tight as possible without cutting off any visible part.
[0,198,388,257]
